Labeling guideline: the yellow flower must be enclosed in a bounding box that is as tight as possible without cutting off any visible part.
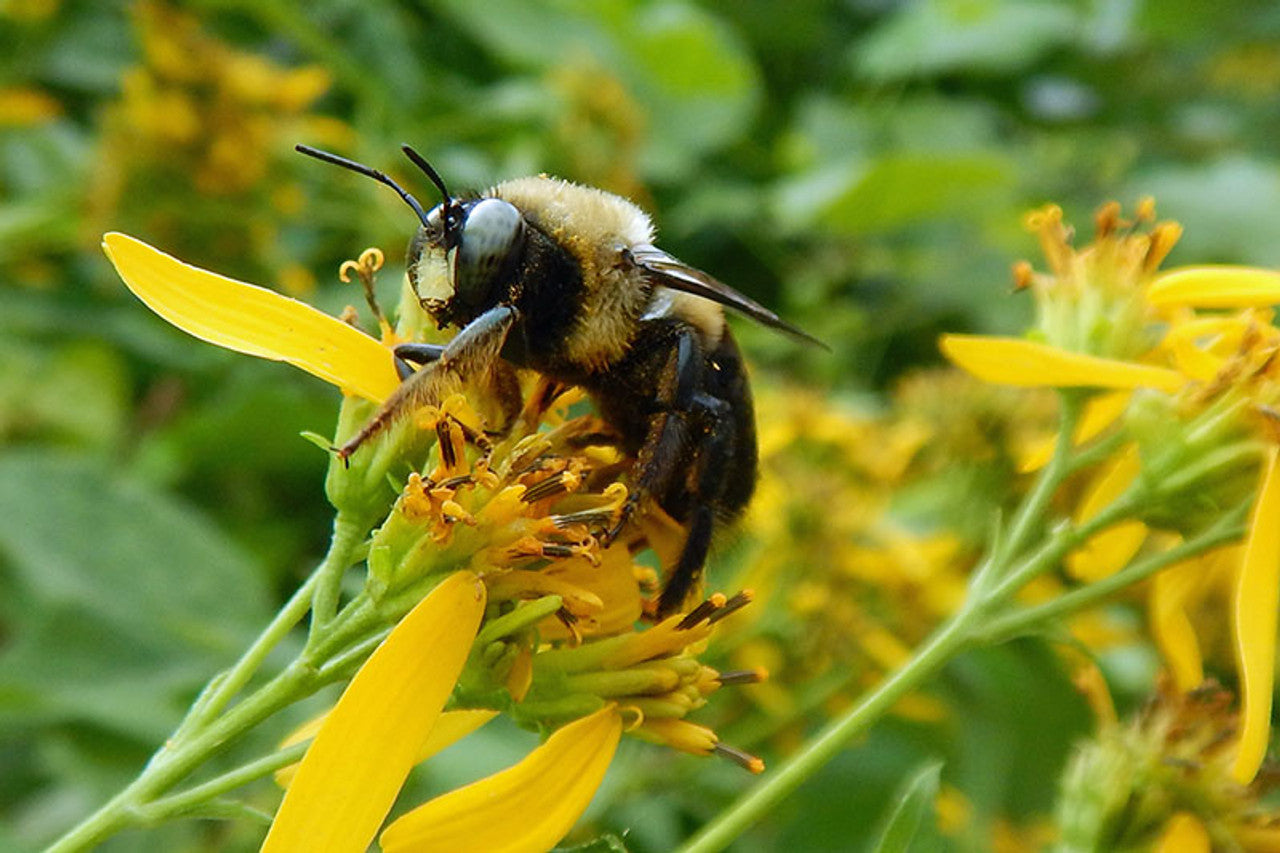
[941,204,1280,784]
[379,705,623,853]
[1232,445,1280,782]
[106,233,762,847]
[266,575,623,852]
[939,334,1184,392]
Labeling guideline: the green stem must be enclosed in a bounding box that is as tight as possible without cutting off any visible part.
[986,492,1140,604]
[979,503,1250,644]
[47,661,315,853]
[970,394,1081,597]
[47,526,381,853]
[993,395,1081,567]
[309,512,370,641]
[676,392,1124,853]
[135,743,309,824]
[187,513,364,733]
[317,629,389,681]
[1063,429,1127,475]
[676,606,983,853]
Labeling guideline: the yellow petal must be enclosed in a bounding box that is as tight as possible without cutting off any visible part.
[1149,265,1280,308]
[1150,557,1206,692]
[939,335,1184,392]
[102,233,400,402]
[1158,313,1252,382]
[1155,812,1210,853]
[1018,390,1131,472]
[1232,446,1280,783]
[261,572,486,853]
[380,706,622,853]
[1066,445,1146,581]
[273,708,498,789]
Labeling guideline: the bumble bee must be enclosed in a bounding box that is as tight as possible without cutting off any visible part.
[297,144,821,616]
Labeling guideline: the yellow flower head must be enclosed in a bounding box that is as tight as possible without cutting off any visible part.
[1021,200,1180,361]
[107,232,765,849]
[940,201,1280,786]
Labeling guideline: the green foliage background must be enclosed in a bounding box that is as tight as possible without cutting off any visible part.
[3,0,1280,850]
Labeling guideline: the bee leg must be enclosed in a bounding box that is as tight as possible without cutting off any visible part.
[393,342,446,380]
[601,330,701,546]
[656,393,735,617]
[337,305,518,461]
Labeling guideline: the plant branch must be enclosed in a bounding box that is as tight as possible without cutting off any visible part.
[979,503,1250,644]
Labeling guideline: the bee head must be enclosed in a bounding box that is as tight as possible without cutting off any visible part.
[294,143,525,331]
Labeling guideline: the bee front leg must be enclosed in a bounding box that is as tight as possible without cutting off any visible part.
[393,342,446,380]
[338,305,519,461]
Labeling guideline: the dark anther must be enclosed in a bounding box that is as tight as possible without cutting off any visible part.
[521,472,571,503]
[676,594,727,630]
[437,420,458,469]
[715,669,766,686]
[713,741,765,774]
[707,590,753,625]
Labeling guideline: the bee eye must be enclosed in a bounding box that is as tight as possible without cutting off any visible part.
[455,198,524,309]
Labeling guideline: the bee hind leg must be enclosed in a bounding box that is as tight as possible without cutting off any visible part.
[656,392,736,617]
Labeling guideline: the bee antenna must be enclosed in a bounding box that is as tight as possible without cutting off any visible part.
[399,145,451,207]
[400,145,461,247]
[294,144,432,230]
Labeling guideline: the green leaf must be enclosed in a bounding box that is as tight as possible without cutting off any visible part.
[856,0,1079,80]
[621,3,760,178]
[820,152,1014,235]
[1133,156,1280,268]
[0,451,270,738]
[871,761,943,853]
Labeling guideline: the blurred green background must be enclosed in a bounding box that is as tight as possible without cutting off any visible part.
[4,0,1280,850]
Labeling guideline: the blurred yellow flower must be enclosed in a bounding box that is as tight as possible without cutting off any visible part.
[0,86,61,126]
[1058,681,1280,850]
[942,203,1280,784]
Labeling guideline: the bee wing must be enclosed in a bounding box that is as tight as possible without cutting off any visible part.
[629,244,827,349]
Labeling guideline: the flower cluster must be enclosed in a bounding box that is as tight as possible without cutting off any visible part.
[103,231,762,851]
[944,201,1280,784]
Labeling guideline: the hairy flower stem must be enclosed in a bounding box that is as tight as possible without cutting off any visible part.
[46,514,378,853]
[309,511,372,639]
[677,392,1239,853]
